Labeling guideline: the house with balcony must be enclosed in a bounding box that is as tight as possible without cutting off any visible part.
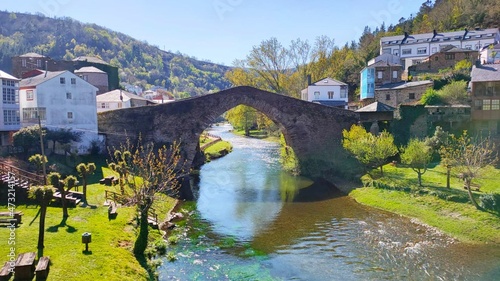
[19,70,99,153]
[470,63,500,135]
[380,28,500,70]
[96,89,156,113]
[0,70,20,146]
[360,60,403,103]
[300,77,348,109]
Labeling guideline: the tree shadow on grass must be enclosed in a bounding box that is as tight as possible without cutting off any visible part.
[79,203,97,209]
[135,253,156,281]
[47,217,77,233]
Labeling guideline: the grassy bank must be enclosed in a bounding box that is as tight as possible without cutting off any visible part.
[232,129,279,142]
[204,141,233,161]
[349,164,500,244]
[0,166,176,281]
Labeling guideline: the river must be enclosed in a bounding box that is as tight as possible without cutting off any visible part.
[159,123,499,280]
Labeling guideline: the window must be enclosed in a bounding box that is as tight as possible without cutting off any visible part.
[26,90,34,101]
[486,87,494,96]
[475,44,481,50]
[431,47,437,54]
[2,88,17,104]
[465,53,470,59]
[409,93,415,99]
[445,54,455,60]
[383,48,391,54]
[483,99,491,110]
[36,60,42,68]
[67,112,73,119]
[3,110,20,126]
[377,71,383,79]
[474,100,482,110]
[60,77,66,84]
[328,91,334,99]
[392,71,398,79]
[66,92,72,99]
[402,49,411,55]
[117,103,123,109]
[393,49,399,56]
[71,78,76,85]
[101,103,109,109]
[314,91,320,99]
[340,86,347,98]
[22,59,27,67]
[492,100,499,110]
[417,47,427,54]
[386,94,391,100]
[367,69,374,79]
[22,107,46,120]
[465,45,472,50]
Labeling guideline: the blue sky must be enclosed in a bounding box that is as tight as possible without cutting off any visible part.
[2,1,423,66]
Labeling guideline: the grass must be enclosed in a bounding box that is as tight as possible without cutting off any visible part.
[0,165,177,281]
[204,141,233,161]
[349,163,500,244]
[232,129,279,142]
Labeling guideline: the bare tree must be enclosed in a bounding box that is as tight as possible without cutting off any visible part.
[451,132,498,209]
[108,140,184,257]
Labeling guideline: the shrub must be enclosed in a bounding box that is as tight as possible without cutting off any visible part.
[479,193,500,213]
[166,251,177,262]
[167,235,179,245]
[154,239,168,255]
[421,88,442,105]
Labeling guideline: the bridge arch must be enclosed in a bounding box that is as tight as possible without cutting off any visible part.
[98,86,360,187]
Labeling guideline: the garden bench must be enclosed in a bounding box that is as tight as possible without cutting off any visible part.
[463,182,481,192]
[0,261,13,281]
[35,256,50,281]
[108,201,118,219]
[14,252,35,280]
[0,212,21,227]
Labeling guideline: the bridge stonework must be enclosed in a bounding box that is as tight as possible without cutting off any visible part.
[98,86,360,194]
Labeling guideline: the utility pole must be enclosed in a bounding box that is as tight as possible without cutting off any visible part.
[38,114,47,184]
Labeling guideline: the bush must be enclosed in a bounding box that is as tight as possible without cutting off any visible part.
[154,239,168,255]
[479,193,500,213]
[166,251,176,262]
[167,235,178,245]
[421,88,442,105]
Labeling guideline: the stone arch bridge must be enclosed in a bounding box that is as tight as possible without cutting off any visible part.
[98,86,360,193]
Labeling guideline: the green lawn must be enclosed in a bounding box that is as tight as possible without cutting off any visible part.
[349,164,500,244]
[0,166,176,281]
[204,141,233,161]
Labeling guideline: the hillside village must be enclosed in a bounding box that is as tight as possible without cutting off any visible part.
[0,27,499,155]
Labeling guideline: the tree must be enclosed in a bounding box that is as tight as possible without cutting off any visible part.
[342,125,398,176]
[401,139,433,186]
[108,140,183,257]
[45,128,82,154]
[29,154,47,175]
[29,186,54,256]
[438,80,468,104]
[449,132,498,209]
[225,105,257,136]
[13,125,42,157]
[421,88,442,105]
[108,150,132,194]
[48,172,77,219]
[76,162,96,204]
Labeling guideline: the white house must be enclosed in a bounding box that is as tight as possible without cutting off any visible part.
[19,70,99,154]
[96,89,155,112]
[480,43,500,64]
[380,28,500,70]
[300,77,348,109]
[0,70,20,146]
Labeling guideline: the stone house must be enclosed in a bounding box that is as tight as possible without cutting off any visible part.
[470,63,500,135]
[409,46,478,73]
[360,61,403,102]
[425,105,471,133]
[374,80,434,109]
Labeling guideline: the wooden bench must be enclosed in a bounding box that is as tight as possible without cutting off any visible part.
[35,256,50,281]
[464,183,481,192]
[0,261,13,281]
[52,192,81,207]
[14,252,36,281]
[0,212,21,227]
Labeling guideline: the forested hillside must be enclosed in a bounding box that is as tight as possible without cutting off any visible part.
[0,11,231,96]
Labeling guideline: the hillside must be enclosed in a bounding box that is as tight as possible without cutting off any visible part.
[0,11,232,96]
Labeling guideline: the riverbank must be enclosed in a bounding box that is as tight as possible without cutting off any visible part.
[0,167,177,281]
[348,163,500,244]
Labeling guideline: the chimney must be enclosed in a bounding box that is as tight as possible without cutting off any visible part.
[307,74,312,86]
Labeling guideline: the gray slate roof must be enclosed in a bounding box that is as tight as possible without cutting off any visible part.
[471,64,500,82]
[310,77,347,86]
[19,52,46,58]
[381,28,499,45]
[73,56,109,65]
[356,102,395,112]
[0,70,20,81]
[97,89,151,103]
[377,80,433,90]
[20,71,66,87]
[75,66,106,74]
[369,61,402,68]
